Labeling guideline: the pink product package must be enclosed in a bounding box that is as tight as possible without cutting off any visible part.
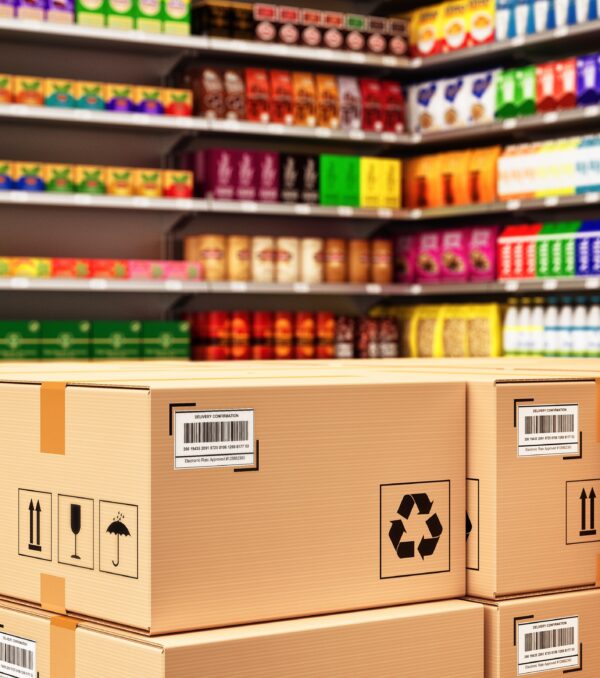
[394,234,417,283]
[416,231,441,283]
[193,149,238,201]
[467,226,497,282]
[163,261,203,280]
[235,150,258,201]
[128,260,168,280]
[256,151,280,202]
[440,229,468,282]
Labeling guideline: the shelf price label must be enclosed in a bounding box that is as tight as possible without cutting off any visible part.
[366,283,382,295]
[294,203,312,215]
[293,282,310,294]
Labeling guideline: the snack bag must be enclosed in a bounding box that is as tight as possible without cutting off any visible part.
[381,81,404,134]
[416,231,441,282]
[466,70,497,125]
[315,74,340,129]
[44,79,76,108]
[338,77,362,131]
[441,0,469,52]
[468,0,495,45]
[468,226,497,281]
[440,76,468,128]
[360,79,384,132]
[196,67,225,119]
[269,70,293,124]
[292,72,316,127]
[468,146,500,204]
[439,150,470,206]
[408,304,442,357]
[410,5,442,57]
[441,229,469,281]
[466,303,502,356]
[223,69,245,120]
[437,305,469,357]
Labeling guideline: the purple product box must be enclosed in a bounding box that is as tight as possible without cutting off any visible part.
[467,226,497,282]
[46,0,74,23]
[0,0,15,18]
[576,56,600,106]
[416,231,441,283]
[235,150,258,201]
[575,221,600,276]
[440,229,468,282]
[301,154,319,204]
[279,153,303,203]
[256,151,280,203]
[193,149,238,201]
[394,234,417,283]
[15,0,46,20]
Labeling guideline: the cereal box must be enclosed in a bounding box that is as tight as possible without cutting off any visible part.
[468,226,497,281]
[410,5,442,57]
[0,161,13,191]
[43,164,75,193]
[269,70,293,124]
[441,229,468,281]
[13,163,45,192]
[163,0,191,35]
[468,0,495,45]
[75,165,107,194]
[338,76,362,131]
[466,70,497,124]
[441,0,469,52]
[106,0,135,30]
[0,75,12,104]
[135,0,161,32]
[134,168,163,197]
[107,167,135,196]
[292,72,316,127]
[381,81,404,133]
[440,76,468,128]
[135,87,165,114]
[74,81,106,110]
[416,231,442,282]
[43,79,76,108]
[75,0,106,26]
[315,74,339,129]
[163,169,193,198]
[409,80,443,132]
[360,79,384,132]
[245,68,270,122]
[106,83,136,112]
[12,76,44,106]
[163,88,193,116]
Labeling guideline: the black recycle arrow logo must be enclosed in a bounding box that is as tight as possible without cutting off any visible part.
[388,492,443,560]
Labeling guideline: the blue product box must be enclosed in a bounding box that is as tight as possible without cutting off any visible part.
[496,0,517,40]
[576,221,600,275]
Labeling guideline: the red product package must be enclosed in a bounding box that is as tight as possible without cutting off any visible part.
[536,63,556,112]
[381,81,405,134]
[231,310,251,360]
[245,68,270,123]
[252,311,274,360]
[52,258,92,278]
[360,79,384,132]
[496,226,516,280]
[269,70,293,124]
[554,59,577,110]
[90,259,129,279]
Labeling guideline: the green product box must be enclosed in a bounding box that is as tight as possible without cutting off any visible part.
[92,320,141,359]
[162,0,190,35]
[535,223,556,278]
[135,0,162,31]
[0,321,40,360]
[558,222,581,277]
[106,0,135,30]
[319,154,359,207]
[142,320,190,359]
[41,320,91,360]
[75,0,107,26]
[495,69,517,120]
[514,65,536,117]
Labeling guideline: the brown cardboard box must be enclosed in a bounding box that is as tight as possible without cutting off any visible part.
[0,370,465,634]
[480,588,600,677]
[0,597,483,678]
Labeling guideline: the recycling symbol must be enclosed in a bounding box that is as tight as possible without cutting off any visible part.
[388,493,443,560]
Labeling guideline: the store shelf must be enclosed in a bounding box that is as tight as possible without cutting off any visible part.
[0,103,415,145]
[0,18,411,69]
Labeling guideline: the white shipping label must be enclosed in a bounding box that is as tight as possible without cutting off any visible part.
[174,410,254,469]
[517,404,579,457]
[517,616,579,675]
[0,632,36,678]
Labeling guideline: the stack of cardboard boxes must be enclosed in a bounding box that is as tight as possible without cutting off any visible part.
[0,358,598,675]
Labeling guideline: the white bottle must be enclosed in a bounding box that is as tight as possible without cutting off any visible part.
[517,297,532,355]
[503,297,520,356]
[572,296,588,357]
[587,295,600,358]
[543,296,560,357]
[530,297,545,356]
[558,296,574,357]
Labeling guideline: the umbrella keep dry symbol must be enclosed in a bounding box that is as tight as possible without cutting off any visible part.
[106,512,131,567]
[99,501,138,578]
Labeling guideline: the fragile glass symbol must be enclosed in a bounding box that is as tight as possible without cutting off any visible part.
[70,504,81,559]
[106,513,131,567]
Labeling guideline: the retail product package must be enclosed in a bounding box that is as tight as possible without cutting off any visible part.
[0,369,466,633]
[480,588,600,677]
[192,148,237,200]
[0,598,483,678]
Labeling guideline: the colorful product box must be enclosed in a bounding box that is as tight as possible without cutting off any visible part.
[359,157,383,208]
[196,149,237,200]
[0,321,40,360]
[0,0,15,18]
[468,0,495,45]
[279,153,302,203]
[128,260,167,279]
[107,167,135,196]
[75,0,107,26]
[41,320,91,359]
[360,79,384,133]
[135,87,165,115]
[575,221,600,276]
[0,161,13,191]
[163,169,193,198]
[440,0,469,52]
[43,164,75,193]
[52,258,92,277]
[560,221,581,277]
[75,165,106,194]
[0,75,12,104]
[410,5,442,57]
[440,229,468,281]
[141,320,191,358]
[46,0,74,22]
[135,0,161,31]
[468,226,497,281]
[319,154,359,207]
[163,0,191,34]
[380,158,401,209]
[300,154,319,204]
[74,81,106,110]
[576,55,600,106]
[163,88,193,116]
[163,260,202,279]
[12,76,44,106]
[91,259,129,278]
[381,81,404,134]
[416,231,441,283]
[106,0,135,30]
[134,168,163,197]
[91,320,142,359]
[394,234,417,283]
[234,150,258,201]
[106,84,136,112]
[15,0,46,20]
[43,79,76,108]
[13,163,45,192]
[8,257,52,277]
[256,151,279,202]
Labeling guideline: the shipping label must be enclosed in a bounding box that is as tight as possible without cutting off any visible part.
[517,404,579,457]
[0,631,36,678]
[174,409,254,469]
[517,616,579,674]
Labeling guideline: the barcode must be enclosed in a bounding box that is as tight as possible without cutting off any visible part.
[0,642,33,670]
[524,628,575,652]
[524,414,575,435]
[183,421,249,444]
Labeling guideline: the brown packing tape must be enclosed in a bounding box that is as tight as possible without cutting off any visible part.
[40,382,66,455]
[50,616,77,678]
[41,574,66,614]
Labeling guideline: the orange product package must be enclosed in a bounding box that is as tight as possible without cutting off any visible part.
[440,0,469,53]
[467,146,501,204]
[405,154,443,209]
[439,150,471,206]
[245,68,270,123]
[269,70,293,125]
[292,72,317,126]
[315,74,340,129]
[468,0,495,47]
[410,5,442,58]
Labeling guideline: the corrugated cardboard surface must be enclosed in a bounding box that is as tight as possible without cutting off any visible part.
[0,598,483,678]
[479,588,600,677]
[0,371,465,634]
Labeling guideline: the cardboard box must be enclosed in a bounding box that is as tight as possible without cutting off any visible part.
[480,588,600,677]
[41,321,91,360]
[0,597,483,678]
[0,370,465,633]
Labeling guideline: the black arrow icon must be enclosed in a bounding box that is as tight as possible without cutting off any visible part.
[28,499,42,552]
[389,519,414,558]
[580,487,597,537]
[413,493,434,514]
[466,512,473,541]
[418,514,443,559]
[591,489,596,532]
[398,494,415,520]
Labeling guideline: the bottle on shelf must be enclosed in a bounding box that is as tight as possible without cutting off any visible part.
[557,296,574,358]
[543,296,560,358]
[516,297,532,356]
[503,297,519,357]
[572,296,588,358]
[530,297,545,357]
[587,296,600,358]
